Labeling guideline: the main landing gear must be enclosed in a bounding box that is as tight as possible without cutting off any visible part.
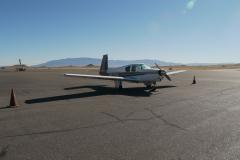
[114,80,123,89]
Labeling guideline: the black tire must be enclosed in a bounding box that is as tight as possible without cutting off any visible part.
[146,85,152,89]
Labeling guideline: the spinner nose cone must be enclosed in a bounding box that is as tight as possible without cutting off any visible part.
[158,69,166,75]
[158,69,171,81]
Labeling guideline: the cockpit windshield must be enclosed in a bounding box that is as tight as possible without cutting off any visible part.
[140,64,152,70]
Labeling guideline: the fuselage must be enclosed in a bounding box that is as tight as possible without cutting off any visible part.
[106,64,161,83]
[65,55,185,89]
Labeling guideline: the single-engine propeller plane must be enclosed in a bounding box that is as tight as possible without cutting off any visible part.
[64,55,186,89]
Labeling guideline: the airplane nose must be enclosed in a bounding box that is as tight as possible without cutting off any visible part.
[158,69,171,81]
[158,70,166,75]
[155,63,171,81]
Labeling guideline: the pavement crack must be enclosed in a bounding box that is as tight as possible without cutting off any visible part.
[101,112,155,123]
[145,108,186,131]
[101,112,124,123]
[0,116,155,139]
[125,111,135,118]
[0,110,185,139]
[145,108,162,119]
[124,117,154,121]
[219,86,240,96]
[0,121,119,139]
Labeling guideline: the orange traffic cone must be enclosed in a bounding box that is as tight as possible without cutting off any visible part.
[9,89,19,107]
[192,75,196,84]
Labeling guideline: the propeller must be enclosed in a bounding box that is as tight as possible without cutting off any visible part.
[155,63,171,81]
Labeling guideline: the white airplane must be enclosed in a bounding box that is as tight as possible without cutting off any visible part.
[64,55,186,89]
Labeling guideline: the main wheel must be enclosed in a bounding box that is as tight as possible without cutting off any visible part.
[119,84,123,89]
[146,84,152,89]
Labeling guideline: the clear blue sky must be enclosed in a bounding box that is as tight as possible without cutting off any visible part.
[0,0,240,65]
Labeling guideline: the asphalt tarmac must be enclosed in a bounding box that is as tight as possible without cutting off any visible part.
[1,69,240,160]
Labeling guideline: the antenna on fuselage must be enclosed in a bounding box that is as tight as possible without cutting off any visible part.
[19,59,21,65]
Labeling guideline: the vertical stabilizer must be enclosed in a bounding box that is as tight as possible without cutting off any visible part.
[99,54,108,75]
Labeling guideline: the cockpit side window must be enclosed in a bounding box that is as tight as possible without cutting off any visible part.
[125,66,130,72]
[131,65,136,72]
[132,64,143,72]
[136,65,142,71]
[126,64,146,72]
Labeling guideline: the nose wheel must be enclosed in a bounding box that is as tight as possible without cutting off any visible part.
[145,82,157,91]
[146,84,153,89]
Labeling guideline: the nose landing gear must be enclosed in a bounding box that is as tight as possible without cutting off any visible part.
[145,81,157,91]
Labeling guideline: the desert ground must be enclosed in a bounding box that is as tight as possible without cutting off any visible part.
[1,68,240,159]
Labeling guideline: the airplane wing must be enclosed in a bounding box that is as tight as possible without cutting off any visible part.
[64,73,140,82]
[64,73,125,80]
[166,70,186,75]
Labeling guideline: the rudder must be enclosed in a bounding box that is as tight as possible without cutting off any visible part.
[99,54,108,75]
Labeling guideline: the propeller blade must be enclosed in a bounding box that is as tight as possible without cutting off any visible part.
[156,64,172,81]
[164,74,171,81]
[155,63,161,69]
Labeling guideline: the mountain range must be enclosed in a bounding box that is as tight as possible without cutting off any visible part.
[34,57,182,67]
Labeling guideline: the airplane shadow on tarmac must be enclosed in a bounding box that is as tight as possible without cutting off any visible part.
[25,85,176,104]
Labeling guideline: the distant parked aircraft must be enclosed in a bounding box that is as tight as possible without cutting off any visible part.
[64,55,186,89]
[16,59,26,72]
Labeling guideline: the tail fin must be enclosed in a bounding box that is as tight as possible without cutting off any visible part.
[99,54,108,75]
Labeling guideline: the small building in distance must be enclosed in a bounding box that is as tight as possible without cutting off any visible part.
[85,64,96,68]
